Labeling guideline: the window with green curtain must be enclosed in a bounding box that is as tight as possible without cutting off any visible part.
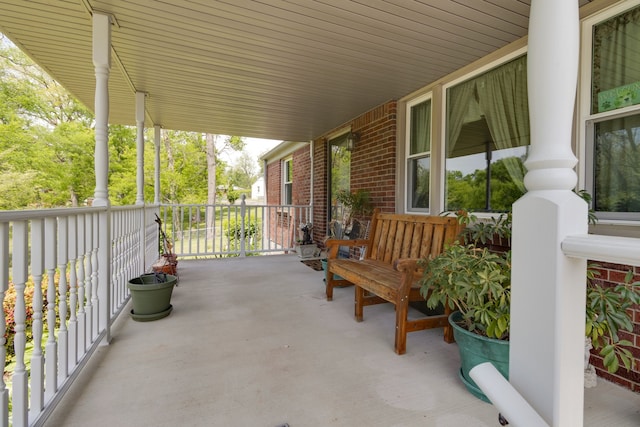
[590,5,640,216]
[407,99,431,211]
[445,55,529,212]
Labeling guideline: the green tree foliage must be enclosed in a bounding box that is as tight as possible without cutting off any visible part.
[228,151,259,189]
[0,34,252,209]
[1,35,96,208]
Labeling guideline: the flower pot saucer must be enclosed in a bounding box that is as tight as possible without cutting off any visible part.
[130,304,173,322]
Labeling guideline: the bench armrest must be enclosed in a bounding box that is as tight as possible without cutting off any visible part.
[393,258,426,283]
[393,258,421,273]
[325,238,370,259]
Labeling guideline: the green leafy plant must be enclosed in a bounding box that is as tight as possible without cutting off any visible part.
[586,268,640,373]
[421,205,640,373]
[330,189,373,239]
[419,242,511,340]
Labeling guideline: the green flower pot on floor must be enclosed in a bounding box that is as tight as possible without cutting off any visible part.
[128,273,177,321]
[450,311,510,403]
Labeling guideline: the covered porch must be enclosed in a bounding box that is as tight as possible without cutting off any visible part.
[46,256,640,426]
[1,0,640,426]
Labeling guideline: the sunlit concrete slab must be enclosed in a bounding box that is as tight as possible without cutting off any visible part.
[46,256,640,426]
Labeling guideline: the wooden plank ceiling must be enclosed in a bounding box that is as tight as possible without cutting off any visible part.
[0,0,593,142]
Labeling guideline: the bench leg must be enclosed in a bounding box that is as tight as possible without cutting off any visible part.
[395,298,408,355]
[355,285,364,322]
[326,274,334,301]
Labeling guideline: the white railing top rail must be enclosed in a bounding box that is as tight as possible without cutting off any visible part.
[562,234,640,266]
[0,206,106,222]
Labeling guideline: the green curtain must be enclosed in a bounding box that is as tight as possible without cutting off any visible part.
[592,7,640,113]
[477,56,529,193]
[410,100,431,155]
[446,79,477,157]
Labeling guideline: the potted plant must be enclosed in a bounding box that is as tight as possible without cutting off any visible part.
[419,209,640,402]
[128,272,178,321]
[322,189,374,277]
[295,222,319,259]
[153,214,178,275]
[328,188,374,240]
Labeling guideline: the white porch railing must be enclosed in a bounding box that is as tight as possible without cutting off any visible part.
[159,197,312,258]
[0,200,312,426]
[0,204,159,427]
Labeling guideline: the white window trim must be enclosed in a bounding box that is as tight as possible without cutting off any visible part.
[577,0,640,223]
[282,157,293,205]
[405,92,433,213]
[438,46,527,215]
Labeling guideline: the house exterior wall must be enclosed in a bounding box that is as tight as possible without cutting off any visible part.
[266,161,282,205]
[263,1,640,393]
[310,101,397,244]
[264,145,312,248]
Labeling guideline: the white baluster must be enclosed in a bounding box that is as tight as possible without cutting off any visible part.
[77,214,86,354]
[30,219,45,415]
[68,216,78,369]
[57,217,68,381]
[12,221,28,427]
[91,229,99,340]
[0,223,9,427]
[84,213,94,345]
[44,217,58,401]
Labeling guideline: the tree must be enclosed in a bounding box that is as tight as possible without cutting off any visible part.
[0,34,96,208]
[228,152,259,189]
[205,134,244,239]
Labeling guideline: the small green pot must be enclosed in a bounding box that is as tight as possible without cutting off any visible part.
[128,273,177,321]
[449,311,510,403]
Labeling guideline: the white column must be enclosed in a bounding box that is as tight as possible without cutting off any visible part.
[92,13,112,343]
[92,13,111,207]
[154,125,161,204]
[510,1,587,426]
[136,91,146,205]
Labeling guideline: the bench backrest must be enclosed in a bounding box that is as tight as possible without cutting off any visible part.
[366,210,461,264]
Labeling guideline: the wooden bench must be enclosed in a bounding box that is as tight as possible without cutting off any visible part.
[325,209,461,354]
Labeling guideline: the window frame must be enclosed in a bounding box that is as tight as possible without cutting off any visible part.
[578,0,640,222]
[282,157,293,205]
[439,46,528,215]
[405,93,433,213]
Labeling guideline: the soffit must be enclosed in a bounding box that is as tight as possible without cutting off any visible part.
[0,0,594,142]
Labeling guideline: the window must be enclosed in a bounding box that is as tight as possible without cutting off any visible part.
[445,55,529,212]
[328,133,351,225]
[406,96,431,212]
[283,158,293,205]
[584,4,640,219]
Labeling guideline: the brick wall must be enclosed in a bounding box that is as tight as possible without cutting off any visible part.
[265,150,312,247]
[266,161,282,205]
[589,263,640,392]
[311,101,397,244]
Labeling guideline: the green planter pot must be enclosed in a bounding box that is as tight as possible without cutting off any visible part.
[450,311,510,403]
[128,273,177,322]
[321,258,343,281]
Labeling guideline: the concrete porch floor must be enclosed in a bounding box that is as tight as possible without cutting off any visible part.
[47,255,640,426]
